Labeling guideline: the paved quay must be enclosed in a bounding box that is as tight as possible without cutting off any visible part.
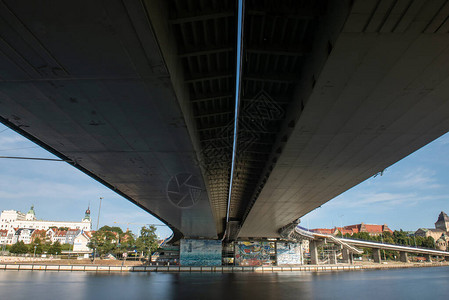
[1,261,449,273]
[0,264,361,272]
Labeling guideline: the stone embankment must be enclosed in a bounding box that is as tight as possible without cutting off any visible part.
[0,256,142,266]
[355,261,449,270]
[0,264,361,272]
[1,257,448,273]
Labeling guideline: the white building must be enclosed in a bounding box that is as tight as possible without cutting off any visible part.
[73,231,92,253]
[13,228,34,244]
[46,228,81,245]
[0,206,92,234]
[0,229,8,245]
[0,206,92,244]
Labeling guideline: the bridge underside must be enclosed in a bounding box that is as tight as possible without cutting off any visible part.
[1,0,449,240]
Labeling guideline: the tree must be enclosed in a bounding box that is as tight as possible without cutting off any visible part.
[30,237,44,255]
[61,243,73,251]
[88,230,117,257]
[10,241,28,254]
[48,241,62,255]
[135,226,158,258]
[98,226,123,235]
[116,231,136,256]
[422,236,435,248]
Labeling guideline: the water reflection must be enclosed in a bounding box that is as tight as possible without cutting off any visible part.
[0,267,448,300]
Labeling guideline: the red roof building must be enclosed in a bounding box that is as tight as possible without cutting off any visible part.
[312,223,393,236]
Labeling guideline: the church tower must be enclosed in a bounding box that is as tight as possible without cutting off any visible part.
[435,211,449,232]
[25,205,37,221]
[82,206,92,231]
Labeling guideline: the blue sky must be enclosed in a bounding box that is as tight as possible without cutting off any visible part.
[0,123,448,238]
[0,124,170,238]
[302,132,449,231]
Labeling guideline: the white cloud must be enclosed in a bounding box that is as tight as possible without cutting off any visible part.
[390,168,441,189]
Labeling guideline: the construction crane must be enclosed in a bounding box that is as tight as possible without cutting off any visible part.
[113,222,168,227]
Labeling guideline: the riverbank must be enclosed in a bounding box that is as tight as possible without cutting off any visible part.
[0,263,361,272]
[1,260,448,272]
[0,257,142,266]
[355,260,449,270]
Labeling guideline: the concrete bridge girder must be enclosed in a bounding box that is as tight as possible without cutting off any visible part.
[399,251,409,263]
[341,248,353,264]
[373,249,382,264]
[3,0,449,241]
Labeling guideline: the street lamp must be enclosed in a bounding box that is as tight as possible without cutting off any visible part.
[91,197,103,264]
[96,197,103,231]
[33,245,37,263]
[380,233,387,261]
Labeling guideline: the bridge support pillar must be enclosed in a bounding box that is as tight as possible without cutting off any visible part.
[424,254,432,262]
[310,241,319,265]
[342,249,353,264]
[373,248,381,263]
[179,239,222,266]
[329,251,337,264]
[399,251,409,263]
[276,242,303,265]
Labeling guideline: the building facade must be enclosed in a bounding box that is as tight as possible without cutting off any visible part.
[0,206,92,245]
[312,223,393,236]
[73,232,92,253]
[0,206,92,232]
[415,211,449,249]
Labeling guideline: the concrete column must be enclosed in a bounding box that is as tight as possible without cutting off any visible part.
[275,242,302,265]
[179,239,222,266]
[424,254,432,262]
[310,241,319,265]
[373,248,381,263]
[329,251,337,264]
[399,251,409,263]
[342,249,353,264]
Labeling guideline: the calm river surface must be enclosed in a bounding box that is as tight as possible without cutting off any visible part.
[0,266,448,300]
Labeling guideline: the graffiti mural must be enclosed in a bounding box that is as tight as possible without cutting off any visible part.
[235,241,274,266]
[276,242,303,265]
[179,239,222,266]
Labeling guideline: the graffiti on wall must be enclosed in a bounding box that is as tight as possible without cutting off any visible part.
[276,242,303,265]
[180,239,222,266]
[235,241,274,266]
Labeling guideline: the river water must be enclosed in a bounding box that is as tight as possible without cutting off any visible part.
[0,266,448,300]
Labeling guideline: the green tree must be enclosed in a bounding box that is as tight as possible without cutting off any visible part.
[61,243,73,251]
[135,226,158,258]
[88,230,118,257]
[30,237,44,255]
[116,231,136,255]
[10,241,28,254]
[422,236,435,248]
[48,241,62,255]
[98,226,123,235]
[394,230,409,245]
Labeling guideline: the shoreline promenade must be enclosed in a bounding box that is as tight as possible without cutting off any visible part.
[1,258,448,273]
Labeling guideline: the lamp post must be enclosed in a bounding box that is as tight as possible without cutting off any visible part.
[96,197,103,231]
[339,214,344,237]
[93,197,103,263]
[381,233,387,261]
[33,245,37,263]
